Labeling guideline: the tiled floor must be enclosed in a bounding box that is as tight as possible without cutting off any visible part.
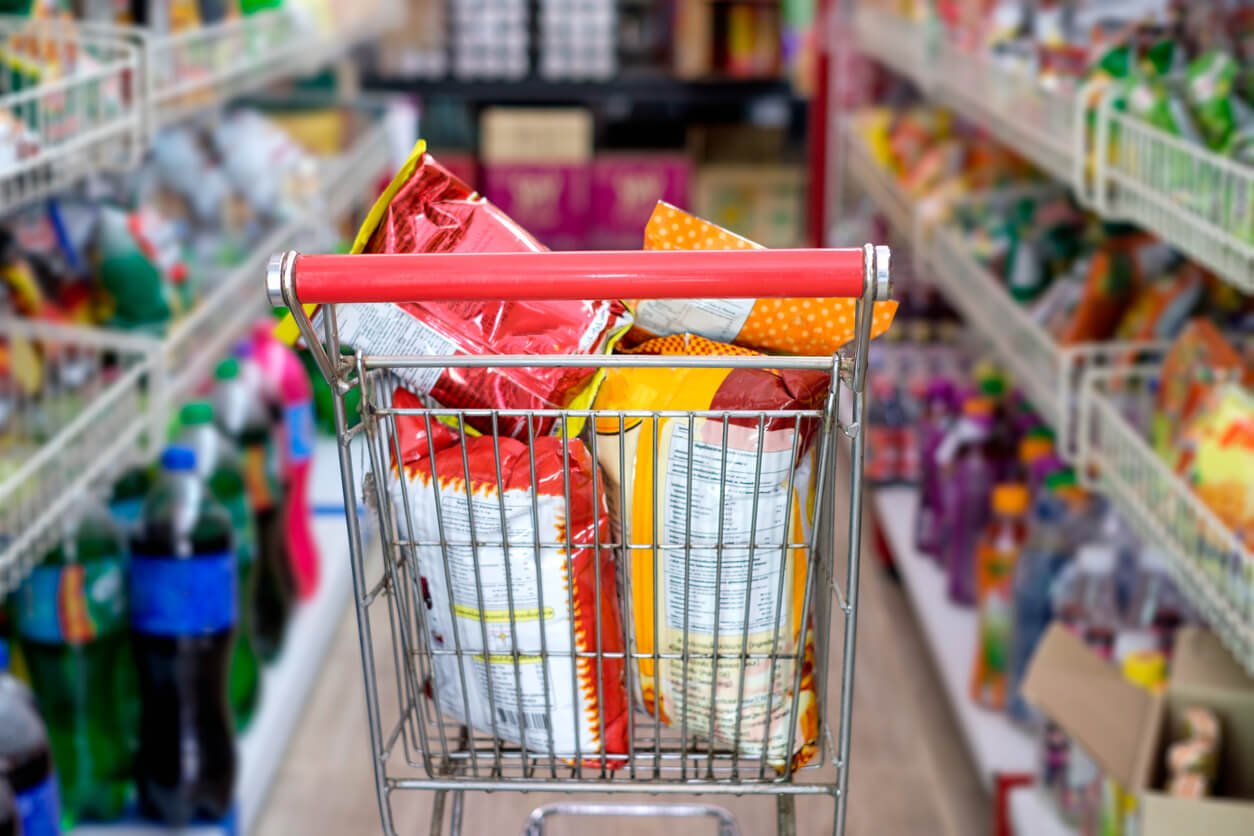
[256,518,989,835]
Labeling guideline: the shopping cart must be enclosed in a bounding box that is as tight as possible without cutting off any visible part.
[266,246,891,836]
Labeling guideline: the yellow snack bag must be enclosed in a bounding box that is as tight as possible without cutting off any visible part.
[631,203,897,355]
[593,334,825,771]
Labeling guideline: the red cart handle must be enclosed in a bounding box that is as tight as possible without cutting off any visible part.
[267,248,882,306]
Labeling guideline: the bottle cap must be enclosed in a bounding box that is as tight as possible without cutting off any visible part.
[1019,436,1053,465]
[233,340,255,359]
[161,446,197,472]
[992,483,1030,516]
[1077,542,1116,574]
[1027,426,1056,442]
[1044,468,1078,491]
[979,375,1006,398]
[215,357,240,381]
[179,401,215,426]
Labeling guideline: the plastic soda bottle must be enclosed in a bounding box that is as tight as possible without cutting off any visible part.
[251,323,319,600]
[0,671,60,835]
[129,446,236,825]
[175,401,261,729]
[0,779,16,836]
[915,378,957,559]
[213,357,292,661]
[971,483,1030,710]
[107,461,152,534]
[936,397,998,606]
[15,497,131,824]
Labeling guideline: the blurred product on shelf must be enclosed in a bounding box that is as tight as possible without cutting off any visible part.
[107,459,154,532]
[936,396,999,606]
[589,153,691,250]
[15,495,132,826]
[479,108,594,251]
[214,356,293,662]
[174,400,262,729]
[1025,625,1254,836]
[539,0,616,80]
[971,482,1029,711]
[0,780,15,836]
[674,0,782,79]
[129,446,236,827]
[250,323,320,601]
[0,670,59,836]
[451,0,529,80]
[693,164,805,248]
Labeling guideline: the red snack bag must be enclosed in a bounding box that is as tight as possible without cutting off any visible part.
[313,142,630,437]
[387,388,630,765]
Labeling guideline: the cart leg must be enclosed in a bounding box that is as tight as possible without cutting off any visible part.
[776,795,796,836]
[429,791,447,836]
[449,791,465,836]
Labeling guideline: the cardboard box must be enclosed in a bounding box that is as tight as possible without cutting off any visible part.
[589,153,692,250]
[480,109,594,250]
[693,164,805,248]
[1023,626,1254,836]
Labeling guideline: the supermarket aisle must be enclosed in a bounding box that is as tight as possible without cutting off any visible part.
[257,501,989,835]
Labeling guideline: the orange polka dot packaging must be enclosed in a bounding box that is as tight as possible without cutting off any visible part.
[592,334,825,771]
[631,202,898,355]
[387,388,630,767]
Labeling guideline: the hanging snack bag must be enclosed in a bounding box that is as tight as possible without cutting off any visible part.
[593,333,828,771]
[281,142,631,438]
[387,388,630,764]
[628,202,896,355]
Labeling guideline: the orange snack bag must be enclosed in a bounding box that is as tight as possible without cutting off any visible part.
[631,203,897,355]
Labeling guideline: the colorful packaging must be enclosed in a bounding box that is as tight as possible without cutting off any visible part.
[1153,318,1250,461]
[592,333,828,771]
[1177,383,1254,558]
[91,206,188,334]
[629,202,897,355]
[293,143,631,438]
[387,388,630,764]
[1184,50,1248,151]
[1053,233,1160,345]
[588,154,691,250]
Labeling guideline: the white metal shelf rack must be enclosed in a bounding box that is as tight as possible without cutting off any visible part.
[851,2,1254,292]
[0,18,143,213]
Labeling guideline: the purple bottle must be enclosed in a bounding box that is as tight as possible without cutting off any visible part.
[915,378,958,559]
[936,397,998,606]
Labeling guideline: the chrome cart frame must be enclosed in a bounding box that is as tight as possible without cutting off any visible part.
[267,245,891,836]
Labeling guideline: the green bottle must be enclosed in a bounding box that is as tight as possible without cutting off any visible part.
[175,401,261,730]
[15,496,133,825]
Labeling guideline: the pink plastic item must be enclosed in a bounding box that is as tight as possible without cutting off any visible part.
[252,322,320,599]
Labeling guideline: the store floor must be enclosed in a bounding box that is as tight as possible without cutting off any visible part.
[257,514,990,835]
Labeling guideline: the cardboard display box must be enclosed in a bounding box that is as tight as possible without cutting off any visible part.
[479,108,594,250]
[589,153,692,250]
[1023,626,1254,836]
[693,164,805,249]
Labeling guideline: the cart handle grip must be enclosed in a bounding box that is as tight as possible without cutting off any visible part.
[267,247,889,306]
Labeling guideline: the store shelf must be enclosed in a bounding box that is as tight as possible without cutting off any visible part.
[851,4,932,93]
[74,437,360,836]
[843,122,916,243]
[931,40,1082,186]
[1078,367,1253,674]
[0,20,143,213]
[1096,106,1254,294]
[1009,786,1075,836]
[0,320,157,594]
[872,486,1038,789]
[850,3,1254,292]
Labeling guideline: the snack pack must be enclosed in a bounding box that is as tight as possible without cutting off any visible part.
[592,333,828,771]
[1152,318,1250,461]
[629,202,896,356]
[387,388,630,763]
[292,143,631,438]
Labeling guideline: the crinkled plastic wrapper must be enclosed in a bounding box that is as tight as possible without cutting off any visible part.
[592,334,827,771]
[387,388,630,766]
[313,143,631,438]
[628,202,897,355]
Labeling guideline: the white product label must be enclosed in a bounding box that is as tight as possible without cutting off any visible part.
[319,303,458,395]
[634,298,754,343]
[661,421,793,636]
[393,473,600,756]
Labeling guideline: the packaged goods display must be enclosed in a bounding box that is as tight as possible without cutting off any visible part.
[386,388,630,763]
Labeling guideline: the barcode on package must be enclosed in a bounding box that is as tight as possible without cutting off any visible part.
[497,707,551,732]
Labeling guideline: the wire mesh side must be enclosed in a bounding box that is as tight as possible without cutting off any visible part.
[0,319,155,592]
[348,369,853,790]
[0,19,142,211]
